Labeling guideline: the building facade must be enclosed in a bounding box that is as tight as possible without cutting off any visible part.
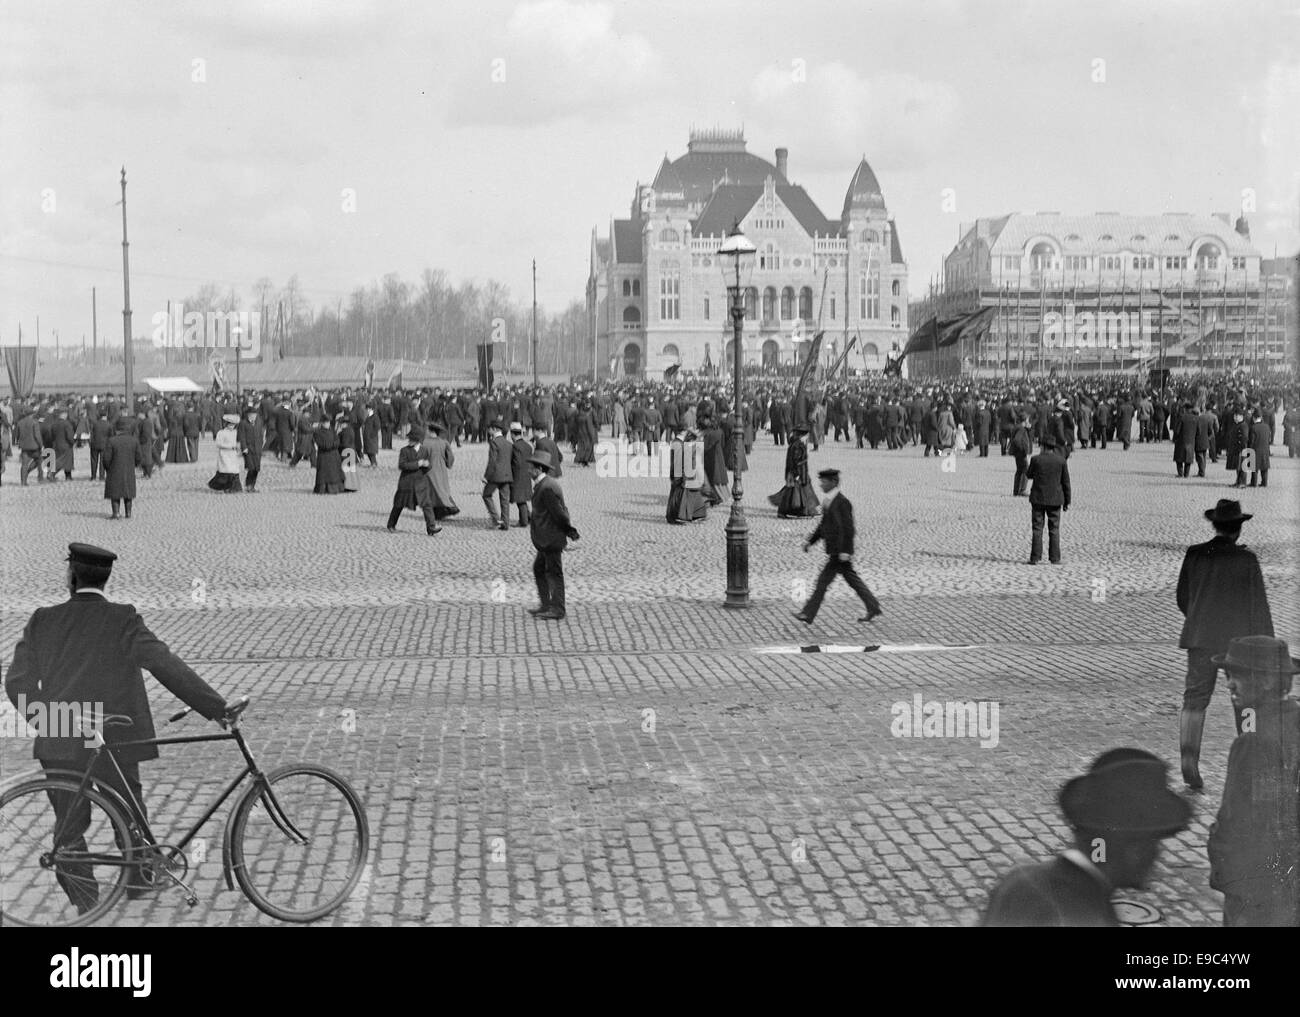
[909,211,1296,376]
[588,128,908,378]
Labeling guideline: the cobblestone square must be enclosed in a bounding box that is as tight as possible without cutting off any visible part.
[2,432,1297,926]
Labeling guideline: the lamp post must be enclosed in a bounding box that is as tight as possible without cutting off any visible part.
[231,325,243,398]
[718,223,756,609]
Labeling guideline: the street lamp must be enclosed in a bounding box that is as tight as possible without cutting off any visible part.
[718,221,756,609]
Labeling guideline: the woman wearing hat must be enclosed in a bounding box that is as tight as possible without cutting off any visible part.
[666,428,708,524]
[767,424,818,518]
[1207,636,1300,927]
[207,414,243,492]
[571,400,597,467]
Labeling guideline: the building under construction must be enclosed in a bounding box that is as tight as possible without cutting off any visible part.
[906,211,1296,378]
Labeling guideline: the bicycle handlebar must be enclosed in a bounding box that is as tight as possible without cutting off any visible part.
[169,695,251,727]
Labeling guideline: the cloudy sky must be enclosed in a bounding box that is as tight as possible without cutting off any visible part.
[3,0,1297,349]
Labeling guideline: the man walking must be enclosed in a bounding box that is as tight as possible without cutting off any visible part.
[526,451,579,621]
[1175,499,1275,790]
[482,419,513,531]
[1026,433,1070,564]
[237,406,263,493]
[794,468,883,624]
[1010,413,1032,497]
[17,405,43,485]
[5,543,230,915]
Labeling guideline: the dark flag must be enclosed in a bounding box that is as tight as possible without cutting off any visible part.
[663,363,680,382]
[3,346,38,399]
[827,335,857,378]
[477,343,495,389]
[793,331,824,399]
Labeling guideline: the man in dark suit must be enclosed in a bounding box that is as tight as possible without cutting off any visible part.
[1194,404,1218,477]
[482,420,513,531]
[237,405,263,493]
[526,451,579,621]
[1175,499,1275,789]
[5,543,230,914]
[531,423,563,479]
[795,468,883,625]
[1026,433,1070,564]
[508,422,534,527]
[89,409,112,481]
[983,748,1191,926]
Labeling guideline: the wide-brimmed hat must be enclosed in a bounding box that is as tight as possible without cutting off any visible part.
[791,424,810,435]
[1212,635,1300,675]
[817,468,841,482]
[222,413,240,424]
[1058,748,1191,835]
[1204,499,1252,524]
[428,421,446,434]
[407,427,425,442]
[527,450,553,471]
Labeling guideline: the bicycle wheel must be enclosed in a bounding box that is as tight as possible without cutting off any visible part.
[229,764,369,922]
[0,778,134,927]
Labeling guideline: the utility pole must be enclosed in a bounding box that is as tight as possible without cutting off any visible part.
[92,287,97,365]
[165,299,170,365]
[120,167,135,413]
[531,259,539,385]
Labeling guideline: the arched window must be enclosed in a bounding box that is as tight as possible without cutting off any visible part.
[659,228,680,244]
[622,342,641,376]
[761,339,780,369]
[762,287,776,320]
[662,343,679,360]
[891,280,900,297]
[863,342,879,358]
[859,276,879,319]
[890,305,901,325]
[1030,242,1056,272]
[744,287,758,320]
[760,243,781,270]
[1196,242,1222,271]
[622,306,641,327]
[622,280,631,297]
[780,287,794,319]
[658,265,680,320]
[798,287,813,319]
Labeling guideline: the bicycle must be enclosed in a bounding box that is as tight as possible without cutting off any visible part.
[0,695,370,927]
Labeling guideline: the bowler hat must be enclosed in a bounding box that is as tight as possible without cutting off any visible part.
[1041,434,1057,448]
[791,424,810,435]
[1204,499,1252,524]
[1058,748,1191,835]
[817,468,841,482]
[1212,635,1300,675]
[222,413,240,424]
[407,427,425,442]
[527,450,553,471]
[67,542,117,568]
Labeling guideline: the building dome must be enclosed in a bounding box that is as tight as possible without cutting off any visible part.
[843,157,886,218]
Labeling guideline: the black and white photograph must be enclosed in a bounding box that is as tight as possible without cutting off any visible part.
[1,0,1297,988]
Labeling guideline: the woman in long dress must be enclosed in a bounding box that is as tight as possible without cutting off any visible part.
[208,414,243,492]
[768,425,818,517]
[421,422,460,518]
[572,402,597,466]
[666,429,708,524]
[313,416,345,494]
[165,400,191,463]
[700,413,727,506]
[338,417,360,492]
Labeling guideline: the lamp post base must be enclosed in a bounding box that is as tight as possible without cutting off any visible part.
[724,499,750,608]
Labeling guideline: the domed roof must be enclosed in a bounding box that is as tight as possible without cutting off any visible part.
[843,156,886,218]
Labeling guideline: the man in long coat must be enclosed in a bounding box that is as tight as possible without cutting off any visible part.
[1172,402,1198,478]
[237,406,263,493]
[1248,409,1271,488]
[420,422,459,519]
[103,417,142,518]
[1175,499,1274,789]
[509,423,534,527]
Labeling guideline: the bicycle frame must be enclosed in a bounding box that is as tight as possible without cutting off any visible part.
[50,723,310,893]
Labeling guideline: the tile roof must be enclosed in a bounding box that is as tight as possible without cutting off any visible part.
[666,150,786,207]
[693,183,840,239]
[889,219,905,264]
[982,213,1259,257]
[613,219,643,264]
[842,157,886,220]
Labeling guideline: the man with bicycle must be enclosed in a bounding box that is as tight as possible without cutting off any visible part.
[5,543,230,914]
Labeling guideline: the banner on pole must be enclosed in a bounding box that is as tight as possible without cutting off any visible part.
[793,331,824,398]
[2,346,37,399]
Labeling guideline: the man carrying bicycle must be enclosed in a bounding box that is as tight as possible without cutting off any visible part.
[5,542,230,914]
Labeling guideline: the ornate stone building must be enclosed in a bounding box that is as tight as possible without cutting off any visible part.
[587,128,908,378]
